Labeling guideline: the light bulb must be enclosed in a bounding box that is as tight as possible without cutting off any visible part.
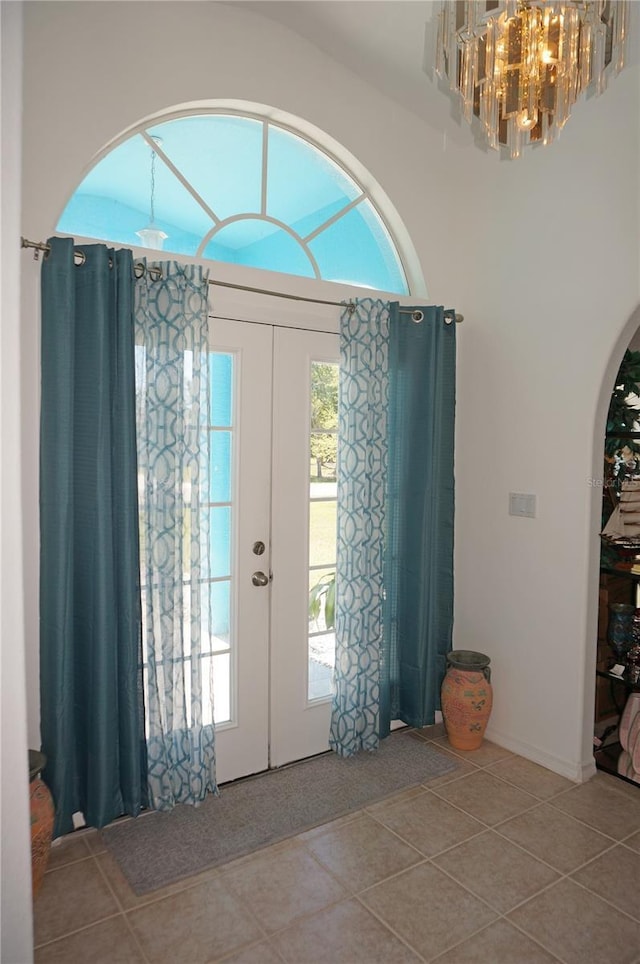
[516,108,538,131]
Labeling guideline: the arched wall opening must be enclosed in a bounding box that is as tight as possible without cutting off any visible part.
[584,302,640,769]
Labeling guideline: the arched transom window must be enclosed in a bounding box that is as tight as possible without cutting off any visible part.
[58,111,410,295]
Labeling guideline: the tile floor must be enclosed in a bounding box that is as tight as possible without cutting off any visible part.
[33,726,640,964]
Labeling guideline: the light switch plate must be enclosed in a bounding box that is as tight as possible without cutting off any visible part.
[509,492,536,518]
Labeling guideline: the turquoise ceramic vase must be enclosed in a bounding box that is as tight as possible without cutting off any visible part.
[607,603,635,661]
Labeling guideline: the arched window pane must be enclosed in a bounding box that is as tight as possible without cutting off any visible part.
[57,133,214,254]
[267,126,361,238]
[309,200,408,294]
[202,219,315,277]
[56,112,410,292]
[148,115,263,221]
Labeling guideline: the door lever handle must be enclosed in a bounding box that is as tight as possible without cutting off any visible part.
[251,571,269,587]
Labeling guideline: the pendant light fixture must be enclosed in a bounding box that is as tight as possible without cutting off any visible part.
[136,136,168,249]
[434,1,628,159]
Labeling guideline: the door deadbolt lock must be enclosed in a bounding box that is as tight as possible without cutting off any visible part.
[251,571,270,587]
[252,541,266,556]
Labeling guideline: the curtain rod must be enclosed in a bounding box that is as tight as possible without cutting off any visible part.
[20,237,464,323]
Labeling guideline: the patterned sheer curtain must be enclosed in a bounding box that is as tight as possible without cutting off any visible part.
[329,299,389,756]
[134,261,217,809]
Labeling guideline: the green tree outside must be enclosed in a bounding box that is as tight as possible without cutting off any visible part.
[310,362,338,480]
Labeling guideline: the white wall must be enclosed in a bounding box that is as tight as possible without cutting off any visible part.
[453,60,640,777]
[19,1,640,783]
[1,2,35,960]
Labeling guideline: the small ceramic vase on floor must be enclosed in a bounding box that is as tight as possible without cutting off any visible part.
[441,650,493,750]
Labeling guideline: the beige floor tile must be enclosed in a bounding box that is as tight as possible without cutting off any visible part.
[433,830,560,913]
[433,737,513,767]
[46,833,92,871]
[127,876,264,963]
[551,776,640,839]
[214,939,285,963]
[96,849,219,911]
[488,756,575,800]
[365,785,426,814]
[419,748,479,788]
[595,770,640,800]
[34,857,120,946]
[433,770,538,826]
[371,788,485,857]
[496,802,614,874]
[361,861,497,960]
[34,916,144,963]
[432,919,561,963]
[304,813,422,891]
[271,898,421,963]
[221,841,347,933]
[507,877,640,964]
[625,829,640,853]
[296,810,362,843]
[84,829,109,855]
[217,836,302,874]
[571,844,640,920]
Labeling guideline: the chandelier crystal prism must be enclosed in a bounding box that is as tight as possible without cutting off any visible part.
[434,1,628,158]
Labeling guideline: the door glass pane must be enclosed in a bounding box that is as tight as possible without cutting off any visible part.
[210,353,233,427]
[209,580,231,652]
[210,431,232,503]
[207,352,235,723]
[308,501,336,568]
[308,361,339,701]
[208,506,232,578]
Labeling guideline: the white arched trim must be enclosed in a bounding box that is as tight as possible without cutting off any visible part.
[61,99,427,298]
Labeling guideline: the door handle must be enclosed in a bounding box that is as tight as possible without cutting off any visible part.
[252,571,269,587]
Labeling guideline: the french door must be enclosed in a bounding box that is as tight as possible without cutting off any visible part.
[209,317,339,783]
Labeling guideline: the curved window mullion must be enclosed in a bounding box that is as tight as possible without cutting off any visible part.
[141,130,221,227]
[261,121,268,217]
[197,213,322,279]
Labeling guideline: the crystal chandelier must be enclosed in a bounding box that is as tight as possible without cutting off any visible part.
[136,137,168,249]
[434,1,628,159]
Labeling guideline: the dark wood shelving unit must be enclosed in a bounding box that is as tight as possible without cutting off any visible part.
[594,588,640,788]
[595,426,640,787]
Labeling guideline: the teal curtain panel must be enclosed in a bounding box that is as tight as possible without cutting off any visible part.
[40,237,147,837]
[134,261,217,809]
[380,304,456,732]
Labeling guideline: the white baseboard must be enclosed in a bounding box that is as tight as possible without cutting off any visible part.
[484,725,596,783]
